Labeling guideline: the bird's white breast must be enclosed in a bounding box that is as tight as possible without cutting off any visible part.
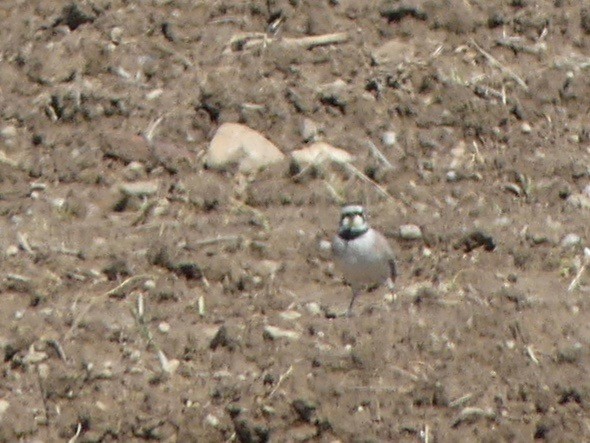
[332,229,391,287]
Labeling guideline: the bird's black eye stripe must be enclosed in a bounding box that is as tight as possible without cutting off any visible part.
[343,210,364,217]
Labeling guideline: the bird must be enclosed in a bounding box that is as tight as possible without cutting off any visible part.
[331,204,397,316]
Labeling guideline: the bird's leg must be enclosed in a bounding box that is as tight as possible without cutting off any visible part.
[347,287,360,317]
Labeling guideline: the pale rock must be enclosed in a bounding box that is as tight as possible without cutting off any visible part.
[205,414,220,428]
[305,302,323,316]
[205,123,285,173]
[158,322,171,333]
[399,224,422,240]
[382,131,397,147]
[119,180,159,197]
[0,125,17,139]
[567,193,590,210]
[280,310,302,321]
[561,233,582,248]
[263,325,300,341]
[0,399,9,422]
[521,122,532,134]
[6,245,18,257]
[290,142,353,168]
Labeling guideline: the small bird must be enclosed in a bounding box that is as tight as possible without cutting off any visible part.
[331,204,397,316]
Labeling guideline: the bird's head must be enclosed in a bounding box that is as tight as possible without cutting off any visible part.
[338,204,369,239]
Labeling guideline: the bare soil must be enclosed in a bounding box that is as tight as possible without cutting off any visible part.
[1,0,590,441]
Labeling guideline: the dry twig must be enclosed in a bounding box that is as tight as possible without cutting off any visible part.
[225,31,349,53]
[366,139,395,170]
[267,365,293,398]
[568,247,590,292]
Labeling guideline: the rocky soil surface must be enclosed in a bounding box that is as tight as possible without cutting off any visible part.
[1,0,590,441]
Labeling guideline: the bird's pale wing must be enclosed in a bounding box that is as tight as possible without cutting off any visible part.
[374,230,397,281]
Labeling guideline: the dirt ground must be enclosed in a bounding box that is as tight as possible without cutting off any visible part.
[1,0,590,441]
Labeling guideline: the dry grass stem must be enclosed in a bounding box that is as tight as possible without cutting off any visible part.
[67,423,82,443]
[105,274,154,298]
[17,232,35,255]
[268,365,293,398]
[366,139,395,170]
[226,31,349,53]
[526,345,539,365]
[144,115,164,143]
[568,248,590,292]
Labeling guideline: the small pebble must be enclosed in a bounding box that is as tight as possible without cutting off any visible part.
[110,26,123,43]
[205,414,220,428]
[568,134,580,143]
[52,198,66,209]
[145,89,164,101]
[129,350,141,362]
[6,245,18,257]
[279,310,302,321]
[0,125,17,139]
[119,180,159,197]
[306,302,323,316]
[561,233,581,248]
[399,224,422,240]
[521,122,532,133]
[318,240,332,251]
[382,131,397,147]
[158,322,171,333]
[446,170,458,182]
[38,363,50,379]
[263,325,300,341]
[0,399,9,421]
[143,279,156,290]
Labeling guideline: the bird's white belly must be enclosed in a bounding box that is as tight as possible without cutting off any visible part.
[333,230,390,287]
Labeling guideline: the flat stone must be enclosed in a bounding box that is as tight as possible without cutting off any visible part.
[263,325,301,341]
[205,123,285,173]
[382,131,397,147]
[119,180,159,197]
[290,142,353,168]
[399,224,422,240]
[279,310,302,321]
